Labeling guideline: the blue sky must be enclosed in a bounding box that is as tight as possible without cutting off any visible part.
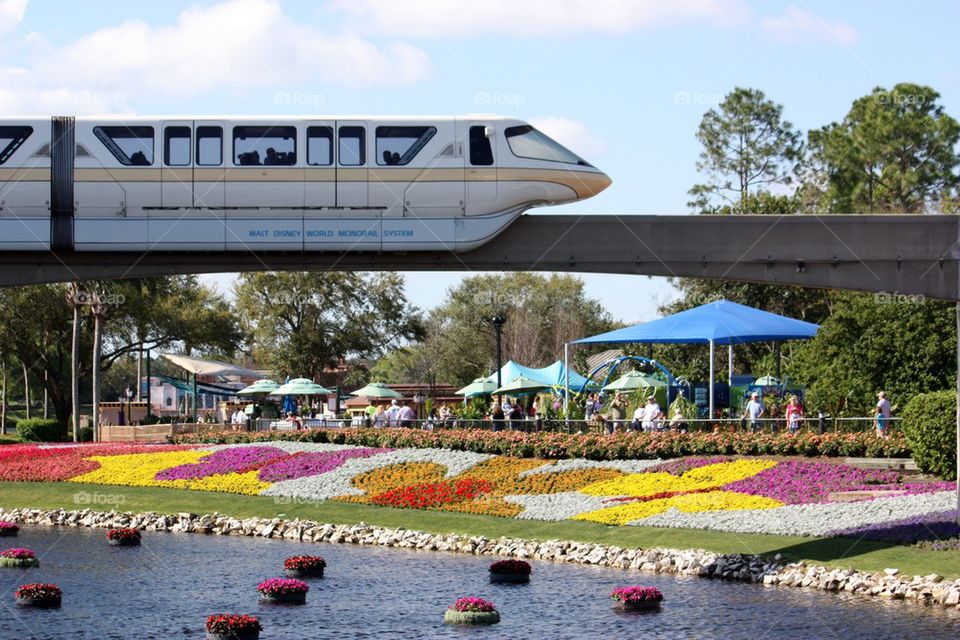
[2,0,958,322]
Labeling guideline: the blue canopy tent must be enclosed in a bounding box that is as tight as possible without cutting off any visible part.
[491,360,595,394]
[565,300,819,418]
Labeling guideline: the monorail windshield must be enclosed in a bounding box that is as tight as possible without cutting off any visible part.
[504,125,590,166]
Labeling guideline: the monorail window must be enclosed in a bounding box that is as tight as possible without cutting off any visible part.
[504,125,588,166]
[375,126,436,166]
[233,125,296,166]
[197,126,223,166]
[94,126,154,166]
[164,127,191,166]
[0,126,33,165]
[307,127,333,166]
[338,126,365,166]
[469,125,493,166]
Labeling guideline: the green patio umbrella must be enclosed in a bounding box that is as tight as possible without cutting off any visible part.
[753,375,781,386]
[270,378,333,396]
[350,382,403,399]
[491,375,551,396]
[455,377,497,397]
[236,379,280,395]
[602,370,667,392]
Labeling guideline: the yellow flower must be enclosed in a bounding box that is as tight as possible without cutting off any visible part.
[439,497,523,518]
[573,490,784,526]
[69,451,210,487]
[458,457,550,484]
[163,470,270,495]
[506,468,625,495]
[579,459,777,497]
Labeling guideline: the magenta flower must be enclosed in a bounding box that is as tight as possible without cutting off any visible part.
[256,578,309,596]
[610,586,663,603]
[156,446,288,481]
[258,448,390,482]
[449,597,496,613]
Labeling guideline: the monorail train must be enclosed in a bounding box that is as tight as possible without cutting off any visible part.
[0,115,610,252]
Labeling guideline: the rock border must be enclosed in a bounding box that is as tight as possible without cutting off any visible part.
[1,506,959,610]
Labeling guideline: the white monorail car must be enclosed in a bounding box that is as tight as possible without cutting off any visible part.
[0,115,610,252]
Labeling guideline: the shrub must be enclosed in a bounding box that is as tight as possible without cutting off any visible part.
[901,390,956,480]
[16,418,67,443]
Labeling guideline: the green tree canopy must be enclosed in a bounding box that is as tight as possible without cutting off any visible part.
[806,83,960,213]
[688,87,802,209]
[371,273,615,387]
[787,292,956,416]
[235,272,423,381]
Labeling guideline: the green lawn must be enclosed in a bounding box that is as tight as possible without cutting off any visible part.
[1,481,957,578]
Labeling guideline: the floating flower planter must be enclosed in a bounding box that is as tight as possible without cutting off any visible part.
[0,548,39,568]
[257,578,308,604]
[15,583,61,608]
[107,528,141,547]
[489,559,531,584]
[610,586,663,612]
[0,521,19,538]
[444,597,500,625]
[283,555,325,579]
[205,613,262,640]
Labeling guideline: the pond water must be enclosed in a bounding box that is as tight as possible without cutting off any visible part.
[4,525,960,639]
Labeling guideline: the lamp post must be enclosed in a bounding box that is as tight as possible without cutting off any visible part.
[491,315,505,391]
[124,385,133,426]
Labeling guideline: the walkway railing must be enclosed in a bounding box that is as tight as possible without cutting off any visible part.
[238,415,898,434]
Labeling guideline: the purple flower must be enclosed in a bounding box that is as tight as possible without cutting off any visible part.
[156,446,288,481]
[722,460,914,504]
[257,448,390,482]
[647,457,731,476]
[828,510,960,544]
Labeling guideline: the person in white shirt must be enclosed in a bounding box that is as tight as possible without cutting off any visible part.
[641,395,661,431]
[236,407,249,431]
[743,392,764,432]
[385,399,401,427]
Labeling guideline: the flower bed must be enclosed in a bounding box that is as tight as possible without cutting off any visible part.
[107,527,141,546]
[0,548,38,568]
[169,427,911,460]
[258,448,389,482]
[0,521,19,537]
[256,578,308,604]
[15,582,61,608]
[283,555,325,578]
[206,614,262,640]
[156,446,288,481]
[611,586,663,611]
[0,441,955,539]
[370,478,494,509]
[444,597,500,625]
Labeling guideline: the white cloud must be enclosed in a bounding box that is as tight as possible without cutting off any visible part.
[0,0,27,35]
[329,0,752,37]
[530,116,606,159]
[760,5,857,47]
[0,0,431,114]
